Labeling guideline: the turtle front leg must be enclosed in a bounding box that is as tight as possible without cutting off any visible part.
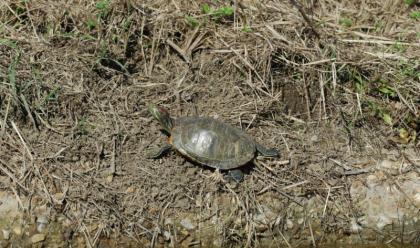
[256,143,279,157]
[147,144,172,159]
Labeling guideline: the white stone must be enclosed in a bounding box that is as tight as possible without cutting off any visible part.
[180,218,195,230]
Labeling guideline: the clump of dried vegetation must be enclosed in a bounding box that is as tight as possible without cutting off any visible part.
[0,0,419,247]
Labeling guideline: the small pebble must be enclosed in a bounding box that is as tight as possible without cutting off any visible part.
[164,218,173,225]
[414,193,420,206]
[180,218,195,230]
[12,226,22,236]
[163,230,171,241]
[350,218,363,233]
[286,219,294,229]
[2,229,10,240]
[37,215,49,233]
[30,233,46,244]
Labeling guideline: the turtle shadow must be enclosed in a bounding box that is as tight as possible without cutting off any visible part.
[182,158,255,180]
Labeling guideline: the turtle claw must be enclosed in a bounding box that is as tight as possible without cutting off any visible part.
[209,169,225,183]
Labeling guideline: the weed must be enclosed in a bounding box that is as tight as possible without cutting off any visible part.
[86,19,97,30]
[374,20,384,32]
[201,4,234,19]
[212,6,234,19]
[73,116,95,137]
[96,0,110,19]
[74,117,90,137]
[404,0,417,6]
[43,86,60,104]
[392,42,407,53]
[397,60,420,78]
[185,15,199,28]
[81,34,96,41]
[241,25,252,33]
[366,101,393,126]
[201,4,212,14]
[409,11,420,20]
[353,74,367,94]
[185,4,234,29]
[96,0,109,10]
[122,17,132,31]
[15,4,26,15]
[339,17,352,27]
[316,19,326,28]
[0,39,21,95]
[377,85,396,98]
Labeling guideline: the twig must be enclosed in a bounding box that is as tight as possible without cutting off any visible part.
[1,96,10,138]
[278,230,292,248]
[281,180,309,190]
[322,186,331,218]
[341,169,370,176]
[219,38,273,98]
[289,0,320,38]
[110,136,116,176]
[319,73,327,120]
[20,94,39,130]
[341,39,420,47]
[35,112,64,135]
[11,121,33,160]
[82,225,94,248]
[0,159,29,192]
[166,39,190,63]
[308,218,316,247]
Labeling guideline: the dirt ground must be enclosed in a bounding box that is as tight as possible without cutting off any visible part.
[0,0,419,247]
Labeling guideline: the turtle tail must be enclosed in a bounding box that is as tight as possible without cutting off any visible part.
[256,143,279,157]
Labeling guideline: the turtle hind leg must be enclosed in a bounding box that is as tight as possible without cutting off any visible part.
[256,143,279,157]
[147,144,172,159]
[227,169,244,183]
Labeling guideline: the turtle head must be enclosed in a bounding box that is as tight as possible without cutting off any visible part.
[148,104,173,133]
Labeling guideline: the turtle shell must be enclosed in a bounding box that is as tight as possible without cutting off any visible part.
[170,117,256,169]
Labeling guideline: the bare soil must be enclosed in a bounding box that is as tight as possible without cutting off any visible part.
[0,0,419,247]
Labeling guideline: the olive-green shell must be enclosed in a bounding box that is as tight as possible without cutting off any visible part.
[170,117,256,170]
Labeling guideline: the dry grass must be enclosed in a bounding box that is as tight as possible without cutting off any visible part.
[0,0,419,247]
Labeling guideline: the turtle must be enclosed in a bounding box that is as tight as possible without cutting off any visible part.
[147,104,279,182]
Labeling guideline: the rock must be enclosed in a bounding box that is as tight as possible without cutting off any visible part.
[164,218,173,225]
[125,187,135,193]
[366,174,379,187]
[0,193,20,219]
[350,218,363,233]
[377,160,408,175]
[36,215,49,233]
[186,167,197,176]
[163,230,171,241]
[358,175,419,230]
[350,180,367,201]
[180,218,195,230]
[2,229,10,240]
[53,192,65,203]
[297,218,304,225]
[254,205,276,226]
[106,174,114,183]
[285,219,294,230]
[12,226,22,236]
[174,197,189,209]
[414,193,420,207]
[30,233,46,244]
